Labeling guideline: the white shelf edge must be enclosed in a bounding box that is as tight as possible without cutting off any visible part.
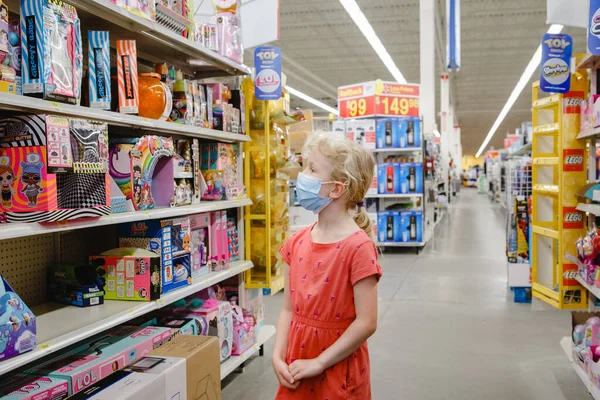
[561,336,600,399]
[0,198,252,240]
[220,325,276,380]
[577,203,600,215]
[576,274,600,300]
[577,127,600,140]
[365,194,423,199]
[510,143,532,156]
[372,147,422,153]
[0,260,254,376]
[377,242,424,247]
[0,93,251,143]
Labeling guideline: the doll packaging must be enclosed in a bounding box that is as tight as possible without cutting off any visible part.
[0,375,68,400]
[20,0,83,104]
[116,40,139,114]
[0,274,36,363]
[88,31,110,110]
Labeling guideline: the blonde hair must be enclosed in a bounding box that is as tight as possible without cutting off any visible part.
[303,132,376,239]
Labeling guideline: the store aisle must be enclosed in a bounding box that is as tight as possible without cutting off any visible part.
[222,189,588,400]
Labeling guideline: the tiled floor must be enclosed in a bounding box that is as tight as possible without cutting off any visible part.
[222,189,589,399]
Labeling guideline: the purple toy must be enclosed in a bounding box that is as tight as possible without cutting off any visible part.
[0,274,36,362]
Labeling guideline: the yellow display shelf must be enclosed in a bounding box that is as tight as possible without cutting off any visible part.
[531,225,559,240]
[532,184,559,196]
[533,123,560,135]
[533,157,559,165]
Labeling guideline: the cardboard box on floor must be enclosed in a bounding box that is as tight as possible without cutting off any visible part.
[151,335,221,400]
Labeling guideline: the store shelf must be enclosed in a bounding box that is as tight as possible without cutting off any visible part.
[576,274,600,300]
[372,147,422,153]
[0,198,252,240]
[511,143,532,156]
[577,203,600,215]
[533,94,560,109]
[0,260,254,377]
[0,93,250,143]
[577,53,600,71]
[561,336,600,399]
[365,193,424,199]
[533,157,559,165]
[577,127,600,140]
[221,325,276,380]
[533,123,560,135]
[377,242,425,247]
[532,225,559,240]
[532,184,559,196]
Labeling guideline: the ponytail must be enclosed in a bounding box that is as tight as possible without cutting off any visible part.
[353,206,374,240]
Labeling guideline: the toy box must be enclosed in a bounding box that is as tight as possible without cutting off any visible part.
[396,117,421,148]
[90,248,161,301]
[0,375,68,400]
[48,263,104,307]
[116,40,138,114]
[231,306,256,356]
[109,136,175,211]
[119,217,191,294]
[20,0,82,104]
[0,1,8,56]
[88,31,111,110]
[67,356,186,400]
[0,115,111,223]
[25,326,172,395]
[184,299,233,362]
[399,211,423,243]
[377,211,401,243]
[241,288,264,331]
[0,274,36,362]
[190,213,211,277]
[173,139,199,207]
[376,118,398,148]
[200,143,241,200]
[151,335,221,400]
[345,120,355,142]
[353,119,376,149]
[210,211,229,271]
[377,163,401,194]
[226,213,240,261]
[399,163,423,194]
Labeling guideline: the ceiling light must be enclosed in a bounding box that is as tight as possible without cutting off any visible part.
[339,0,406,84]
[285,86,340,116]
[433,129,441,138]
[475,24,564,158]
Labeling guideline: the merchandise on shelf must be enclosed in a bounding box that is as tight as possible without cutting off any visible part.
[8,16,21,95]
[507,197,530,264]
[200,142,242,200]
[377,162,423,194]
[141,316,200,337]
[0,115,111,223]
[66,356,186,400]
[110,135,175,211]
[20,0,82,104]
[138,73,171,121]
[231,304,255,356]
[87,31,111,110]
[377,211,423,243]
[173,139,202,206]
[119,217,192,294]
[90,248,161,301]
[227,213,240,261]
[48,263,105,307]
[115,40,139,114]
[24,326,172,395]
[189,213,212,277]
[126,0,155,21]
[571,312,600,391]
[150,335,222,400]
[241,287,264,331]
[0,274,36,362]
[212,0,243,64]
[210,210,229,271]
[376,117,421,149]
[0,375,68,400]
[170,71,190,124]
[399,211,423,243]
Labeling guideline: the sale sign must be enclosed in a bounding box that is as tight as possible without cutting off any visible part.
[337,80,420,119]
[254,46,282,101]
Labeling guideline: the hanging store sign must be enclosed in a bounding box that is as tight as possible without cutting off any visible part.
[337,80,420,119]
[589,0,600,54]
[446,0,460,69]
[540,33,572,93]
[254,46,282,101]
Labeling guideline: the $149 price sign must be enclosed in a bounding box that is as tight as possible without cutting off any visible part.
[339,95,419,118]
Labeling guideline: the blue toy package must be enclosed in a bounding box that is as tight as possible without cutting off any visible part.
[20,0,83,104]
[0,274,36,363]
[88,31,110,110]
[399,163,423,194]
[376,118,399,149]
[396,118,421,148]
[119,218,192,294]
[377,211,401,243]
[399,211,423,242]
[377,163,401,194]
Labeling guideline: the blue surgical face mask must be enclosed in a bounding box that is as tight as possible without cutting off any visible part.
[296,172,336,214]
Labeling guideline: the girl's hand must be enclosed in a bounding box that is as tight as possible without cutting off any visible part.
[273,357,299,390]
[289,358,325,380]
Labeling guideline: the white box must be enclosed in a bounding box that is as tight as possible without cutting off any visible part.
[507,263,531,288]
[68,356,186,400]
[354,119,376,149]
[345,120,355,142]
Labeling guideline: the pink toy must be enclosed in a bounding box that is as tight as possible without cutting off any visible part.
[189,213,212,277]
[0,375,69,400]
[231,305,255,356]
[185,299,233,362]
[211,0,242,63]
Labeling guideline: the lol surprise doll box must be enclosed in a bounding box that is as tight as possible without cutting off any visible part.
[0,274,36,362]
[189,212,212,277]
[119,217,192,294]
[0,375,69,400]
[20,0,82,104]
[90,248,161,301]
[25,326,172,395]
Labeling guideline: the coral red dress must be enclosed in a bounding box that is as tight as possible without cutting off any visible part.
[276,226,382,400]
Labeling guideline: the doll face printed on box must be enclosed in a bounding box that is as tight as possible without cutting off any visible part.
[19,153,44,208]
[0,156,16,209]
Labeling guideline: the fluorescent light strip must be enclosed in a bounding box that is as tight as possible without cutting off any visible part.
[286,86,340,116]
[339,0,406,84]
[475,24,564,158]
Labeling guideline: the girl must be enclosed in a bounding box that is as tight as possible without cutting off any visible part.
[273,134,382,399]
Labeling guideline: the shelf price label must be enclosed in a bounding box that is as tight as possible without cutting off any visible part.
[338,80,419,119]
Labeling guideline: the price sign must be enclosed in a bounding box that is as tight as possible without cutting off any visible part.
[338,80,419,119]
[254,46,282,101]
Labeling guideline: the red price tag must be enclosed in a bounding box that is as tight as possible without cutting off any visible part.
[338,96,376,119]
[375,95,419,117]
